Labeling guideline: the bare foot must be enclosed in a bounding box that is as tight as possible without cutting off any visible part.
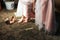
[17,16,28,24]
[17,16,23,23]
[10,16,16,24]
[22,18,28,24]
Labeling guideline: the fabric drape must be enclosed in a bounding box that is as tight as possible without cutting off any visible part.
[35,0,57,33]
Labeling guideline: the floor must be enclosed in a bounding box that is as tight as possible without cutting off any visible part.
[0,9,60,40]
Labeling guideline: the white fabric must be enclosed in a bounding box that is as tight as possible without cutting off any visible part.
[35,0,43,30]
[15,0,34,17]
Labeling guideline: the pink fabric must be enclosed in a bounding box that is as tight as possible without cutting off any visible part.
[42,0,56,32]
